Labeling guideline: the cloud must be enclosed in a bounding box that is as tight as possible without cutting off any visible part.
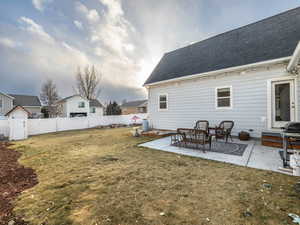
[0,37,21,48]
[75,1,100,23]
[74,20,83,30]
[32,0,52,11]
[19,17,54,43]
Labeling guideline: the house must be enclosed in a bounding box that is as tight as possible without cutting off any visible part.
[55,95,103,117]
[144,7,300,138]
[121,100,147,115]
[0,92,42,118]
[89,99,104,116]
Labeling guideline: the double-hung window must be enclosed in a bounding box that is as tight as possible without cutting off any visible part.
[159,94,168,110]
[78,102,85,108]
[216,87,232,109]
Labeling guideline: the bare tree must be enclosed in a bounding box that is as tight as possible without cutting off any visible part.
[40,79,60,117]
[75,65,101,100]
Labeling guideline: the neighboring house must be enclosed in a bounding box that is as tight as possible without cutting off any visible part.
[0,92,14,117]
[89,99,104,116]
[55,95,104,117]
[9,94,42,118]
[144,7,300,138]
[0,92,41,118]
[121,100,147,115]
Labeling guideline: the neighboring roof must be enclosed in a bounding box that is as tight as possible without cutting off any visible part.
[0,92,14,99]
[144,7,300,85]
[5,105,31,116]
[9,94,41,107]
[56,95,84,104]
[121,100,147,108]
[90,99,103,107]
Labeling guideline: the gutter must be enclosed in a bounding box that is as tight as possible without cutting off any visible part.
[287,41,300,73]
[144,56,291,87]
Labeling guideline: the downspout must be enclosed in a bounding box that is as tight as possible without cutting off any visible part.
[287,41,300,74]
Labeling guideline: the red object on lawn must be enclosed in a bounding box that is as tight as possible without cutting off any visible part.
[131,115,140,123]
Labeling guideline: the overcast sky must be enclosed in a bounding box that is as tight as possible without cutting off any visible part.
[1,0,300,103]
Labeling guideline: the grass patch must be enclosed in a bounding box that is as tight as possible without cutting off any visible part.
[13,127,300,225]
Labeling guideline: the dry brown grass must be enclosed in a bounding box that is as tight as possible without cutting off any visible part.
[12,127,300,225]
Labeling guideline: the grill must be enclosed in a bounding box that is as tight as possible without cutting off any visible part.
[283,122,300,133]
[282,122,300,168]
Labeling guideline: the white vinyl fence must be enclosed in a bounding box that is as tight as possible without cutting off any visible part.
[0,119,9,137]
[0,114,148,140]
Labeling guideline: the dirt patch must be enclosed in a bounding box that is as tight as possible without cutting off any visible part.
[0,142,38,225]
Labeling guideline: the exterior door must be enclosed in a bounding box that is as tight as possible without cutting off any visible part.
[271,79,295,128]
[9,119,28,140]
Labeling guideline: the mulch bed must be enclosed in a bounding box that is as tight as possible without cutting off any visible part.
[0,142,38,225]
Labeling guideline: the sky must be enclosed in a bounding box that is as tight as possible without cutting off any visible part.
[1,0,300,104]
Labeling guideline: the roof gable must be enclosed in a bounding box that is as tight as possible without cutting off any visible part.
[5,105,31,116]
[121,100,147,107]
[90,99,103,107]
[144,7,300,85]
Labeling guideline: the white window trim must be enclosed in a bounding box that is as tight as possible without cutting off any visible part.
[158,93,168,111]
[215,86,233,109]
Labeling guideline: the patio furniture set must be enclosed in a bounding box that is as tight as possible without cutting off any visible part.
[171,120,234,152]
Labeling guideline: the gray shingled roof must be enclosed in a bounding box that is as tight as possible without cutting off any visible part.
[9,94,41,107]
[90,99,103,107]
[121,100,147,107]
[144,7,300,85]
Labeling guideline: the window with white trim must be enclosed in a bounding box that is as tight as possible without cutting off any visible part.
[159,94,168,110]
[90,107,96,113]
[216,87,232,108]
[0,99,2,108]
[78,101,85,108]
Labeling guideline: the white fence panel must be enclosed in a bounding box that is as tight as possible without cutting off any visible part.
[28,118,57,136]
[2,113,148,138]
[0,119,9,137]
[57,117,89,132]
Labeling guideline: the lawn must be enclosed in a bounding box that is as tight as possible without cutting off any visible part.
[12,127,300,225]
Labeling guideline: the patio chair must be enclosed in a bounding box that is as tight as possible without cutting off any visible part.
[211,120,234,143]
[174,128,211,152]
[194,120,209,133]
[189,129,212,152]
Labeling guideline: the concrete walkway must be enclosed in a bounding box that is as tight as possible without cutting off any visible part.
[139,137,287,174]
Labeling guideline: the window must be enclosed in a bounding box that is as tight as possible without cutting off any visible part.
[90,107,96,113]
[159,94,168,110]
[216,87,232,109]
[0,99,2,108]
[78,102,85,108]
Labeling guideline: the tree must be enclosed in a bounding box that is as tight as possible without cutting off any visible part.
[75,65,101,100]
[40,79,60,117]
[106,101,122,115]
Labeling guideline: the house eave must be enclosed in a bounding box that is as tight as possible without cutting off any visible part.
[0,92,15,99]
[144,56,291,87]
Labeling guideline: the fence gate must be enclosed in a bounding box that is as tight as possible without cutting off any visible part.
[9,119,28,140]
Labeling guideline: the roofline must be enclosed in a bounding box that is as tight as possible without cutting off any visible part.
[5,105,31,116]
[0,92,14,99]
[287,41,300,72]
[165,7,300,56]
[144,56,291,87]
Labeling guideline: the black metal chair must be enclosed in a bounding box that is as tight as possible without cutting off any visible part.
[211,121,234,143]
[194,120,209,133]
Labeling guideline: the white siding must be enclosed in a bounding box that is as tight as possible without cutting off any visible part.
[0,93,13,116]
[148,63,300,137]
[89,106,104,116]
[66,96,89,116]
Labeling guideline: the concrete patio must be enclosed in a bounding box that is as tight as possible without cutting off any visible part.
[139,137,288,174]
